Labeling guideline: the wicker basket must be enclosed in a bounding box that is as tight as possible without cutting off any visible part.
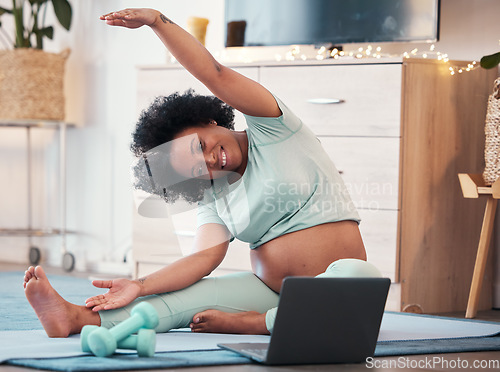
[482,78,500,185]
[0,48,70,121]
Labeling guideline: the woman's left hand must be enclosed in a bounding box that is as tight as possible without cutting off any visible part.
[100,8,160,29]
[85,277,142,311]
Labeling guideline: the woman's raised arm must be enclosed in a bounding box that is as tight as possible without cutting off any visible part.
[101,8,281,118]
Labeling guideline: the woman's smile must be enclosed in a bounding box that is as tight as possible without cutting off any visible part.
[170,124,247,181]
[221,147,227,168]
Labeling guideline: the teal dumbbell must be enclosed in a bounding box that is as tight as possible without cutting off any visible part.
[81,325,156,357]
[118,328,156,357]
[87,302,159,357]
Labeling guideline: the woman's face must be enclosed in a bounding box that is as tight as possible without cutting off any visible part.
[169,122,246,180]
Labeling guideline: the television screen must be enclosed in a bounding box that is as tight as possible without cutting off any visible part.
[225,0,440,47]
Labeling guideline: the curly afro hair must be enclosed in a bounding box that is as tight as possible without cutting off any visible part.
[131,90,235,204]
[131,89,235,156]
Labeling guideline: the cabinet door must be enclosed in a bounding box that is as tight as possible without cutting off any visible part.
[137,66,259,130]
[319,136,400,210]
[357,209,398,281]
[319,136,400,281]
[259,64,402,137]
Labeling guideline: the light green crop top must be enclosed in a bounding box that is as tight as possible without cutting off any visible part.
[197,95,360,249]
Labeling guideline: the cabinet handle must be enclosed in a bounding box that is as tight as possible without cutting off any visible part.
[307,98,345,104]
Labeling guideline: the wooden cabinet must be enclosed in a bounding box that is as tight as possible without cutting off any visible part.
[398,60,496,313]
[134,58,497,313]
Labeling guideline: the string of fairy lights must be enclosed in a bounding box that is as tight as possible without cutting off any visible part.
[277,43,480,76]
[401,44,479,75]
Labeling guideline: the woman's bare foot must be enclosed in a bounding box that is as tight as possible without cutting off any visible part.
[190,310,269,335]
[23,266,100,338]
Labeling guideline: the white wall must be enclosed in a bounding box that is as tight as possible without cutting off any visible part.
[0,0,498,274]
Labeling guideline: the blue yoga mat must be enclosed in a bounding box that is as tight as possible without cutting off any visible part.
[1,270,499,371]
[8,350,251,371]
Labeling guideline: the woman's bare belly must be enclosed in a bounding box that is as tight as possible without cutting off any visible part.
[250,221,366,293]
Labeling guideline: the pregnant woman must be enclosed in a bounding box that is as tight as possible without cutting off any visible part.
[23,8,380,338]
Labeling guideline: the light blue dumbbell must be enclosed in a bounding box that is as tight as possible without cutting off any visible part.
[81,325,156,357]
[87,302,159,357]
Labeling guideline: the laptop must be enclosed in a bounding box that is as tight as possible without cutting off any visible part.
[218,276,390,365]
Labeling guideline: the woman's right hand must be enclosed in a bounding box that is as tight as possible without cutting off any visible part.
[85,278,142,311]
[100,8,161,29]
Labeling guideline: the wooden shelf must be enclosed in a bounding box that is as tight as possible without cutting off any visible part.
[458,173,500,198]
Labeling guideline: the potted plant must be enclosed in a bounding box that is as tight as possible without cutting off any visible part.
[481,51,500,70]
[0,0,72,120]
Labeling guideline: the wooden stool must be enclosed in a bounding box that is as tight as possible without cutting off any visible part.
[458,173,500,318]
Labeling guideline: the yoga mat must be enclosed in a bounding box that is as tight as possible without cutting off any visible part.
[2,314,499,363]
[1,270,500,371]
[0,329,271,363]
[8,350,251,371]
[378,312,500,341]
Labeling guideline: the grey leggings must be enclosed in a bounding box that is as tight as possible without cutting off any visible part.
[99,258,381,333]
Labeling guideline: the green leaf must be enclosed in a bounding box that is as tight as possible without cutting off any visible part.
[0,6,13,15]
[51,0,72,31]
[29,0,49,5]
[35,26,54,39]
[480,52,500,69]
[12,5,29,48]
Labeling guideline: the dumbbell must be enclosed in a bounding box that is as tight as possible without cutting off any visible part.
[81,325,156,357]
[87,302,159,357]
